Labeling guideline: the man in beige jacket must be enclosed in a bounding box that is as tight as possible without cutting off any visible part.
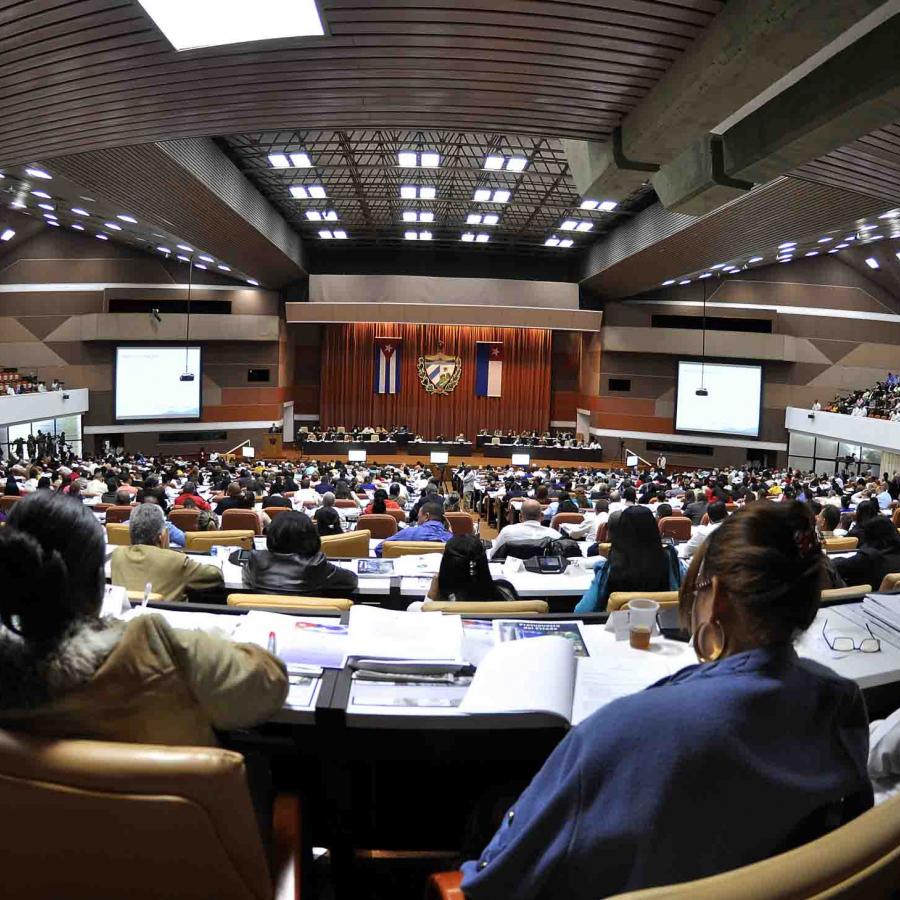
[111,503,224,602]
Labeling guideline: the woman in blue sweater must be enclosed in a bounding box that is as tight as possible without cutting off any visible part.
[462,501,872,899]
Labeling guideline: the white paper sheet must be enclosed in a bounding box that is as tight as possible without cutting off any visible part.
[346,605,463,662]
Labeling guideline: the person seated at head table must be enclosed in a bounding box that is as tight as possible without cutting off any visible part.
[364,488,401,516]
[576,504,681,612]
[0,491,286,746]
[462,501,872,899]
[488,498,561,560]
[375,501,452,557]
[244,510,358,596]
[110,503,223,603]
[313,493,343,536]
[835,516,900,589]
[426,534,518,603]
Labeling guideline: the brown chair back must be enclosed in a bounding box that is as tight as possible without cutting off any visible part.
[184,530,254,551]
[382,541,447,559]
[320,529,371,559]
[658,516,691,541]
[334,499,359,509]
[550,512,584,531]
[168,508,200,532]
[227,594,352,612]
[104,505,134,524]
[92,503,112,515]
[892,508,900,528]
[263,507,291,521]
[0,495,21,513]
[0,729,272,900]
[445,511,476,536]
[221,509,261,535]
[386,508,407,524]
[596,521,609,543]
[356,514,398,538]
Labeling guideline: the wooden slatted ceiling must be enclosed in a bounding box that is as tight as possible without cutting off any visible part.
[793,122,900,206]
[0,0,723,167]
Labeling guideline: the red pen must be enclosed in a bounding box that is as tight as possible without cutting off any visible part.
[267,631,277,654]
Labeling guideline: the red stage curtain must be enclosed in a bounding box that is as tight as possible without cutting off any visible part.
[319,323,551,438]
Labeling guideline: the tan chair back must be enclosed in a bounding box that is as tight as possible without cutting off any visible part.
[104,505,134,524]
[125,590,163,603]
[422,600,548,615]
[445,511,476,536]
[106,523,131,546]
[550,512,584,531]
[0,729,272,900]
[262,507,291,521]
[184,530,254,551]
[0,494,21,513]
[167,508,200,532]
[824,536,859,552]
[607,590,679,612]
[382,541,447,559]
[227,594,352,611]
[606,792,900,899]
[221,509,261,535]
[595,542,611,558]
[658,516,692,541]
[879,572,900,593]
[356,514,398,538]
[321,529,371,559]
[821,584,872,603]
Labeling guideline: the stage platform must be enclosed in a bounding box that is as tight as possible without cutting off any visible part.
[275,449,619,470]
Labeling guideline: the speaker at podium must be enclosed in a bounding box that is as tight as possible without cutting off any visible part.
[263,434,282,458]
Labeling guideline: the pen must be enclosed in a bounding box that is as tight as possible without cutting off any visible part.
[142,582,152,607]
[267,631,277,654]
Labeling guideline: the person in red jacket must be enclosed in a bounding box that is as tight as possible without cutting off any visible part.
[173,481,211,511]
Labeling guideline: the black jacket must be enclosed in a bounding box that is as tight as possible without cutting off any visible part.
[835,546,900,590]
[242,549,358,596]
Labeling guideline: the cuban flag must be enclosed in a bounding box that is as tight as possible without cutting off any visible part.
[374,337,401,394]
[475,342,503,397]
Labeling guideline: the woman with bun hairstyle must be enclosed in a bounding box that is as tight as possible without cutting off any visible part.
[0,491,288,746]
[461,501,872,899]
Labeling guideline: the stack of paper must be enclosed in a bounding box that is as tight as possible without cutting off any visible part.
[345,605,463,664]
[232,610,347,669]
[863,593,900,634]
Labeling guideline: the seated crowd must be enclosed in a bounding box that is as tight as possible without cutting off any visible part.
[823,370,900,421]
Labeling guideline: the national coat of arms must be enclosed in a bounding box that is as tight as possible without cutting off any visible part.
[417,352,462,395]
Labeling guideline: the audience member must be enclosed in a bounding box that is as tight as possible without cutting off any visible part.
[836,517,900,589]
[428,535,517,602]
[677,500,728,559]
[488,498,560,560]
[376,501,451,556]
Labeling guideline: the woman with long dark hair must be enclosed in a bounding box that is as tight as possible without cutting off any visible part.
[429,535,517,602]
[576,504,680,612]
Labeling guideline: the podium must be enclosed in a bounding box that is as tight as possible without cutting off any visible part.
[263,433,283,458]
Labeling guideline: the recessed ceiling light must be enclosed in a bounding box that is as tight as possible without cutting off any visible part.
[805,251,819,257]
[289,152,312,168]
[195,263,207,270]
[545,237,561,247]
[580,199,598,210]
[402,211,417,223]
[492,190,511,203]
[71,207,90,216]
[466,214,482,225]
[421,152,440,168]
[25,167,51,179]
[0,229,14,241]
[176,244,192,252]
[878,210,899,219]
[484,156,504,170]
[334,230,348,239]
[867,235,884,241]
[662,279,675,285]
[31,190,51,199]
[506,157,527,172]
[117,214,138,224]
[308,185,326,199]
[475,233,489,243]
[778,242,796,249]
[318,230,333,239]
[678,279,691,285]
[748,256,763,263]
[46,220,59,227]
[698,273,712,279]
[104,222,122,231]
[400,186,417,200]
[559,239,574,248]
[96,234,108,241]
[560,220,577,231]
[844,235,856,241]
[818,236,833,243]
[176,254,189,261]
[575,222,593,232]
[10,200,25,209]
[136,0,324,50]
[398,151,417,168]
[419,211,434,223]
[419,186,435,200]
[835,243,849,249]
[419,231,433,241]
[306,210,323,221]
[43,213,57,221]
[865,257,879,269]
[482,214,499,226]
[711,263,726,269]
[290,185,309,199]
[598,200,617,212]
[38,203,54,211]
[218,264,231,272]
[778,258,791,263]
[828,249,839,254]
[198,254,214,262]
[404,231,418,241]
[71,224,84,231]
[321,210,337,222]
[156,246,171,253]
[461,233,475,242]
[268,153,290,168]
[474,189,491,202]
[860,224,877,231]
[247,279,259,286]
